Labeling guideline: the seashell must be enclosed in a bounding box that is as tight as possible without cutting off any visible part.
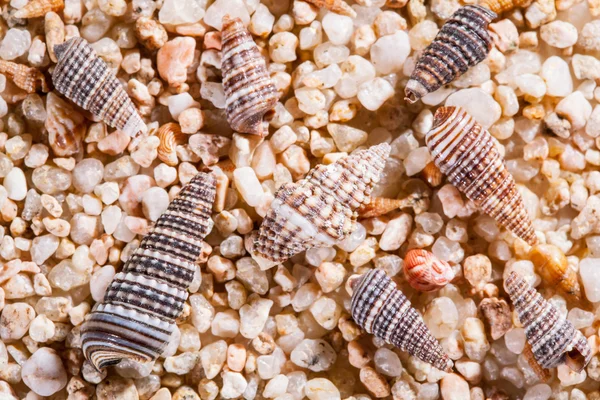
[403,249,454,292]
[156,123,187,167]
[52,37,147,138]
[480,0,532,14]
[505,271,592,372]
[221,16,278,137]
[405,5,496,104]
[81,172,216,370]
[523,342,551,382]
[421,161,443,187]
[303,0,357,17]
[0,60,48,93]
[358,197,404,218]
[45,11,65,63]
[14,0,64,18]
[426,106,537,245]
[350,269,453,371]
[529,244,581,303]
[253,143,390,263]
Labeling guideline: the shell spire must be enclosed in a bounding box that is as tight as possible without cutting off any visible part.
[351,269,453,372]
[505,271,592,372]
[81,172,216,370]
[14,0,64,18]
[403,249,454,292]
[0,60,48,93]
[253,143,390,264]
[52,37,147,138]
[426,106,537,245]
[405,5,496,104]
[221,16,278,137]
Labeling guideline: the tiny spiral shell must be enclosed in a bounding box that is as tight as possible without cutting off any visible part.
[350,269,453,372]
[0,60,48,93]
[405,5,496,104]
[221,16,278,136]
[403,249,454,292]
[303,0,357,17]
[421,161,443,187]
[505,271,592,372]
[156,123,187,167]
[529,244,581,303]
[52,37,147,138]
[480,0,531,14]
[14,0,64,18]
[81,172,216,370]
[426,106,537,245]
[357,197,404,218]
[253,143,390,263]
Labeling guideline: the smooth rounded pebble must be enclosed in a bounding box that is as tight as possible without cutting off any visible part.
[22,348,68,396]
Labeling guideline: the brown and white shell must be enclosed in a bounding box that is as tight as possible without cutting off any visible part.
[426,106,537,245]
[480,0,532,14]
[221,16,278,137]
[52,37,147,138]
[505,271,592,372]
[303,0,357,17]
[358,197,404,218]
[156,123,187,167]
[403,249,454,292]
[350,269,453,371]
[0,60,48,93]
[253,143,390,264]
[14,0,64,18]
[529,244,581,303]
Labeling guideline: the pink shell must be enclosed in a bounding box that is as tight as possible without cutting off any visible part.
[403,249,454,292]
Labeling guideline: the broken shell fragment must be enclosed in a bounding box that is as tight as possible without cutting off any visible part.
[403,249,454,292]
[0,60,48,93]
[528,244,581,303]
[480,0,532,14]
[357,197,405,218]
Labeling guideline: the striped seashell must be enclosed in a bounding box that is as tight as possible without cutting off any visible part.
[222,16,278,137]
[505,271,592,372]
[426,106,537,245]
[480,0,531,14]
[156,123,187,167]
[350,269,453,371]
[403,249,454,292]
[14,0,64,18]
[529,244,581,303]
[421,161,443,187]
[81,172,216,370]
[0,60,48,93]
[303,0,357,17]
[358,197,404,218]
[52,37,147,138]
[253,143,390,263]
[405,5,496,104]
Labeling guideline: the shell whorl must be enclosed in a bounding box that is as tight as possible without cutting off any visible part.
[351,269,453,372]
[403,249,454,292]
[0,61,48,93]
[156,123,187,167]
[253,143,390,263]
[52,37,147,138]
[405,5,496,104]
[505,272,592,372]
[221,16,278,136]
[480,0,531,14]
[81,172,216,370]
[426,106,537,245]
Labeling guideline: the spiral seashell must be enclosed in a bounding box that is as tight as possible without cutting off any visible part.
[426,106,537,245]
[505,271,592,372]
[221,16,278,137]
[52,37,147,138]
[303,0,357,17]
[81,172,216,370]
[253,143,390,263]
[405,5,496,104]
[480,0,531,14]
[350,269,453,371]
[421,161,443,187]
[14,0,64,18]
[0,60,48,93]
[529,244,581,303]
[403,249,454,292]
[156,123,187,167]
[358,197,404,218]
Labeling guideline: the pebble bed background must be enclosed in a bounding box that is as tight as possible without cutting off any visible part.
[0,0,599,399]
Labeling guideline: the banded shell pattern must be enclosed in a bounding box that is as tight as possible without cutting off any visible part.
[505,271,592,371]
[405,5,496,104]
[480,0,532,14]
[81,172,216,370]
[426,106,537,245]
[0,60,48,93]
[403,249,454,292]
[304,0,357,17]
[350,269,453,372]
[529,244,581,302]
[253,143,390,263]
[14,0,64,18]
[52,37,147,138]
[221,17,278,137]
[156,123,187,167]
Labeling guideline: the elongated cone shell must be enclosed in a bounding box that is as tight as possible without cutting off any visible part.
[52,37,147,138]
[523,342,551,382]
[480,0,531,14]
[351,269,453,371]
[405,5,496,104]
[529,244,581,302]
[426,106,537,245]
[14,0,64,18]
[156,123,187,167]
[253,143,390,263]
[0,60,48,93]
[304,0,357,17]
[222,17,278,137]
[81,173,216,370]
[404,249,454,292]
[505,272,592,371]
[358,197,404,218]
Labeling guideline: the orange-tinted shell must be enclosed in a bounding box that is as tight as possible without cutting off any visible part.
[304,0,357,17]
[156,123,187,166]
[14,0,64,18]
[421,161,443,187]
[529,244,581,302]
[480,0,532,14]
[0,61,48,93]
[358,197,404,218]
[403,249,454,292]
